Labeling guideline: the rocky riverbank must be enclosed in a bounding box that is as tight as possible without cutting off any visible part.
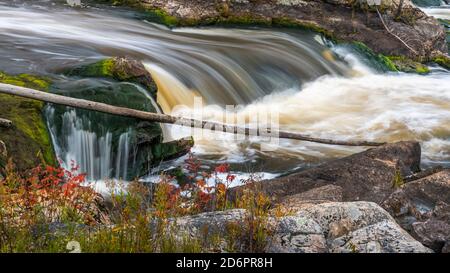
[0,57,193,178]
[0,1,449,253]
[93,0,449,66]
[163,142,449,253]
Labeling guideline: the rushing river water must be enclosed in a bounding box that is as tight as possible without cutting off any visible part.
[0,1,449,182]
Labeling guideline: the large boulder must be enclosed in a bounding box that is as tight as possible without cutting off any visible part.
[268,201,432,253]
[99,0,449,61]
[232,141,421,204]
[160,203,431,253]
[382,169,450,252]
[62,56,194,179]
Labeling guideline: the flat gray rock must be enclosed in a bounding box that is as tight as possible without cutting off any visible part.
[267,202,432,253]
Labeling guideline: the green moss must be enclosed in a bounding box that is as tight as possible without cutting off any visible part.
[95,0,140,7]
[151,137,194,161]
[433,55,450,70]
[151,9,179,27]
[392,169,405,189]
[388,56,430,74]
[415,65,430,74]
[215,14,271,27]
[69,58,131,81]
[74,58,115,78]
[272,17,335,40]
[351,42,398,72]
[0,71,56,170]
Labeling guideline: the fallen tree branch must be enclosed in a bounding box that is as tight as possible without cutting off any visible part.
[376,7,418,56]
[0,118,12,128]
[0,82,386,147]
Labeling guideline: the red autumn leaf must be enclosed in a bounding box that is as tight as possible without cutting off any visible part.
[226,174,236,182]
[215,164,229,173]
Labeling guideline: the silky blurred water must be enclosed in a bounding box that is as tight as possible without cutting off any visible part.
[0,1,449,180]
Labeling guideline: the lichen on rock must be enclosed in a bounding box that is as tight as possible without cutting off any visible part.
[268,201,433,253]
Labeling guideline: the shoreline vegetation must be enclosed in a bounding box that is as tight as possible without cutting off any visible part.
[0,142,448,253]
[0,156,276,253]
[0,0,449,253]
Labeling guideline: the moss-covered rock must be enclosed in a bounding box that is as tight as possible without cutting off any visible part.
[351,42,398,72]
[67,57,158,97]
[433,55,450,70]
[145,8,181,27]
[151,137,194,162]
[0,71,56,171]
[64,57,194,179]
[347,42,431,73]
[387,56,430,74]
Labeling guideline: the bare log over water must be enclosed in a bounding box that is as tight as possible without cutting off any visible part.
[0,83,386,147]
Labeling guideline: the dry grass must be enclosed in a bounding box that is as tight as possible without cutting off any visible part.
[0,154,280,253]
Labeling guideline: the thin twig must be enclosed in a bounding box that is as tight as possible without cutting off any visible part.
[376,7,418,55]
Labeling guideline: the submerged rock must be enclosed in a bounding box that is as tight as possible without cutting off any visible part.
[0,71,56,171]
[388,56,431,74]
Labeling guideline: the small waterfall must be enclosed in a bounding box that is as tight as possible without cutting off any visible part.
[115,131,130,180]
[46,107,134,181]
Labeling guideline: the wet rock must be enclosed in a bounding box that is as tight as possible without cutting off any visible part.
[388,56,430,74]
[0,71,56,171]
[108,0,449,61]
[64,57,194,178]
[233,141,421,204]
[268,202,432,253]
[67,56,158,97]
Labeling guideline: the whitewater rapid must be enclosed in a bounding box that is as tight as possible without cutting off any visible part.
[0,1,449,180]
[159,51,450,170]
